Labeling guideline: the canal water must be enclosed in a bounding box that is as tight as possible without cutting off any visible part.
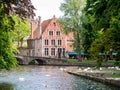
[0,66,119,90]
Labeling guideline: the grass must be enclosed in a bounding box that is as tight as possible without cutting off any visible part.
[60,58,78,63]
[61,58,94,63]
[104,72,120,78]
[71,67,120,78]
[82,59,116,65]
[102,60,116,65]
[61,58,116,65]
[65,59,78,63]
[81,60,96,64]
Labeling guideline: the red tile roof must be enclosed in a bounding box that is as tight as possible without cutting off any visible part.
[30,19,52,39]
[41,19,52,31]
[33,27,38,39]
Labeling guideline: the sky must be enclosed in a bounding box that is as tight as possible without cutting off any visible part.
[31,0,64,21]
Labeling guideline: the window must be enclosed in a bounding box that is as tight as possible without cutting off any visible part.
[51,40,55,45]
[58,48,62,53]
[56,31,60,36]
[51,48,55,55]
[45,39,49,45]
[58,40,62,46]
[45,48,49,56]
[49,31,53,36]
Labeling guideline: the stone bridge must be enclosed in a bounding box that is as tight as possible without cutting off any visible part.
[15,55,77,65]
[15,55,115,67]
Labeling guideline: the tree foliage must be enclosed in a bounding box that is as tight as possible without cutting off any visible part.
[0,0,35,18]
[85,0,120,67]
[0,18,17,70]
[59,0,86,57]
[59,0,97,59]
[85,0,120,31]
[59,0,120,67]
[80,13,97,54]
[12,15,30,48]
[0,0,35,70]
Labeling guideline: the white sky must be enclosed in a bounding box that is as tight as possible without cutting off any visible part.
[31,0,64,21]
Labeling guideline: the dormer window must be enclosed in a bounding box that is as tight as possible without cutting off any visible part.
[56,31,60,36]
[49,31,53,36]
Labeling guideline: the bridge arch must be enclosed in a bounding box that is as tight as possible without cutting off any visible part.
[29,58,46,65]
[15,57,24,65]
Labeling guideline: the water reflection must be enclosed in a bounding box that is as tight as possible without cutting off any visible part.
[0,66,119,90]
[0,82,14,90]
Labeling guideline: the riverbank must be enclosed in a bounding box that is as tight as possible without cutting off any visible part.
[67,67,120,87]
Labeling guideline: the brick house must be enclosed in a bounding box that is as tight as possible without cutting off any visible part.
[25,15,74,58]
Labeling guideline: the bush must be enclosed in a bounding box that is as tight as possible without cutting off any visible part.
[114,61,120,67]
[96,57,103,69]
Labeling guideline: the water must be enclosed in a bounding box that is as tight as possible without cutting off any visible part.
[0,66,119,90]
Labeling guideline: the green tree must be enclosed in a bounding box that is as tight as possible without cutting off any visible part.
[85,0,120,67]
[80,14,97,54]
[12,16,30,48]
[0,0,35,18]
[59,0,86,60]
[0,0,35,70]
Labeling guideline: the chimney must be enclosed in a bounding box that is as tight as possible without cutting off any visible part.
[30,19,33,39]
[38,16,41,39]
[53,15,56,19]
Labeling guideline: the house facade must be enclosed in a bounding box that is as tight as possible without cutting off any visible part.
[22,15,74,58]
